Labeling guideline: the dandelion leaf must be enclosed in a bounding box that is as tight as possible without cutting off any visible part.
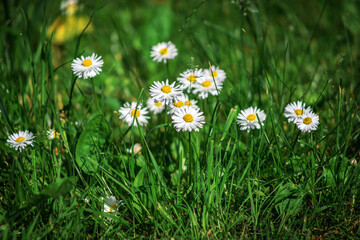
[22,177,77,208]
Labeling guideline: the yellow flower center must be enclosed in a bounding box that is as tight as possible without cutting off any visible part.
[159,48,168,55]
[131,109,140,117]
[174,101,184,108]
[187,74,197,83]
[202,80,211,88]
[246,114,256,121]
[183,114,193,123]
[110,204,117,212]
[185,100,192,106]
[154,102,162,107]
[16,136,26,143]
[81,59,93,67]
[161,85,171,93]
[210,71,218,78]
[294,109,304,116]
[303,117,312,125]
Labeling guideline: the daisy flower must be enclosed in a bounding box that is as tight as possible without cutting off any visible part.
[47,129,60,140]
[150,41,178,63]
[103,195,123,213]
[237,107,266,132]
[146,97,165,114]
[172,106,205,132]
[203,65,226,84]
[296,110,320,133]
[7,130,35,152]
[177,68,204,93]
[71,53,104,79]
[192,78,223,99]
[168,94,199,114]
[127,143,142,155]
[149,79,182,105]
[118,102,149,127]
[284,101,311,123]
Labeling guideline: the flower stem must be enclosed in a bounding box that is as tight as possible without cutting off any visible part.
[161,104,168,166]
[91,78,101,112]
[166,62,170,81]
[188,131,192,184]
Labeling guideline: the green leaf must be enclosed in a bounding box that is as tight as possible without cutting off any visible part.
[75,114,111,174]
[134,168,146,188]
[274,183,303,216]
[22,177,77,208]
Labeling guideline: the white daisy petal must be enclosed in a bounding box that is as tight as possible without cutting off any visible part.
[146,98,165,114]
[7,130,35,152]
[71,53,104,79]
[150,41,178,63]
[296,110,320,133]
[177,68,204,93]
[118,102,149,127]
[168,94,199,114]
[171,106,205,132]
[149,79,182,105]
[284,101,312,123]
[203,66,226,84]
[236,106,266,132]
[192,77,223,99]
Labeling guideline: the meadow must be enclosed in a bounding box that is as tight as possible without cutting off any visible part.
[1,0,360,238]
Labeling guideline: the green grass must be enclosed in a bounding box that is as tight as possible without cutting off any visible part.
[1,0,360,238]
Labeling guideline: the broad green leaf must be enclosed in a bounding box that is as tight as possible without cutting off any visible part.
[134,168,146,188]
[22,177,77,208]
[274,183,303,216]
[75,114,111,174]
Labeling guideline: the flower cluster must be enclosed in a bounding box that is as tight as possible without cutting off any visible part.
[124,76,206,132]
[147,42,209,132]
[177,66,226,99]
[236,101,320,133]
[284,101,320,132]
[6,43,321,154]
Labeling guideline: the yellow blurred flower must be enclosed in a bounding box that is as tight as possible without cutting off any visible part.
[48,0,93,45]
[48,15,93,45]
